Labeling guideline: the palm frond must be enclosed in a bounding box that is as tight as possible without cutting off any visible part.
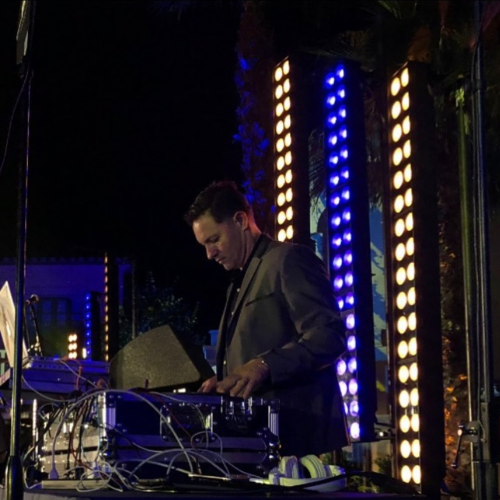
[150,0,236,16]
[357,0,417,20]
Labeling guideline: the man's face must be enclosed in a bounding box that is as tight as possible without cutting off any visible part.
[192,212,246,271]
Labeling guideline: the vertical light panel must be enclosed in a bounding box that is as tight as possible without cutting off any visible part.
[324,62,376,442]
[387,62,444,497]
[84,293,92,359]
[84,291,102,361]
[273,58,295,243]
[104,254,110,361]
[67,333,78,360]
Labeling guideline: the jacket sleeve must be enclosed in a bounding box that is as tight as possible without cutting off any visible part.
[260,244,346,384]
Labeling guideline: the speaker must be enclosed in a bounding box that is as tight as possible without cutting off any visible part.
[109,325,215,391]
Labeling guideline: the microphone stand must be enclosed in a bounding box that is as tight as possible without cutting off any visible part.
[26,297,42,356]
[5,2,36,499]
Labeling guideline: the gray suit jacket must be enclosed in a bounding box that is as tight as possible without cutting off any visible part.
[216,235,348,456]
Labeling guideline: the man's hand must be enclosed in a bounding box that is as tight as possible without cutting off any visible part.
[216,358,270,399]
[198,375,217,393]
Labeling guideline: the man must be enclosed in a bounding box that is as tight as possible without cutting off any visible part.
[185,181,348,457]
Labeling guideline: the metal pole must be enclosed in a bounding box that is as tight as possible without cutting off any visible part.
[131,258,137,339]
[470,2,498,499]
[5,3,36,498]
[5,54,32,500]
[455,82,478,487]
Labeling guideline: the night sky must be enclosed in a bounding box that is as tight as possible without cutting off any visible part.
[0,1,244,331]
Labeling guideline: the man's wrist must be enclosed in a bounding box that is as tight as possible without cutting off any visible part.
[257,357,270,375]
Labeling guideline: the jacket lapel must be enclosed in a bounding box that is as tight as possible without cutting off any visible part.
[227,235,272,329]
[227,257,261,328]
[216,235,273,370]
[215,281,234,378]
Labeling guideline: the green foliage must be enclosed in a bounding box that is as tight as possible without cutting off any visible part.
[151,0,235,17]
[119,273,201,349]
[374,1,417,20]
[435,89,471,494]
[374,455,392,477]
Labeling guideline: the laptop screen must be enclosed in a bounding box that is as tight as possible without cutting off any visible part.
[0,281,29,367]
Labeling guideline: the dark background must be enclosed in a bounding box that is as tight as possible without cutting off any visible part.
[0,1,246,333]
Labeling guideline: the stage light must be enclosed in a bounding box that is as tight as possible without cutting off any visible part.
[273,57,311,245]
[400,415,411,433]
[398,341,409,359]
[67,333,79,360]
[84,294,92,359]
[337,360,347,376]
[324,61,376,442]
[399,365,410,383]
[386,62,444,497]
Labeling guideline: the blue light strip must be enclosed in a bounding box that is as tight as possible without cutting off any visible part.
[324,62,375,442]
[84,293,92,358]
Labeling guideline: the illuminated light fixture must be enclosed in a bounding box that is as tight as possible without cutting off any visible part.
[84,291,103,360]
[392,101,402,119]
[396,267,407,285]
[399,365,410,383]
[394,196,405,213]
[386,62,444,497]
[273,57,295,242]
[67,333,79,360]
[104,255,110,362]
[391,78,401,96]
[398,341,409,359]
[272,57,309,245]
[392,125,403,142]
[84,294,92,359]
[324,61,376,442]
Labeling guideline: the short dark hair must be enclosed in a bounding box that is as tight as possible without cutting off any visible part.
[184,181,253,225]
